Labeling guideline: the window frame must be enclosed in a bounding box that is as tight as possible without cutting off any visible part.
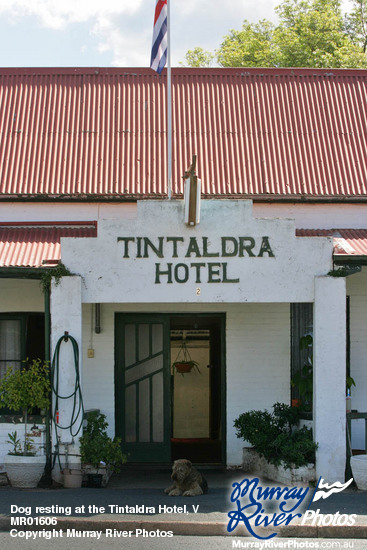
[290,303,313,410]
[0,313,31,415]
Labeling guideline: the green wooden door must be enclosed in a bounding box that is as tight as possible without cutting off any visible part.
[115,314,171,462]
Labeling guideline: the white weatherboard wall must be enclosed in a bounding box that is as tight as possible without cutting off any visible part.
[80,301,290,465]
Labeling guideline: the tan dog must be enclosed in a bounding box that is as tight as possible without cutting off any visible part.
[165,459,208,496]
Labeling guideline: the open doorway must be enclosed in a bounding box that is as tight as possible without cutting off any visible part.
[170,315,224,465]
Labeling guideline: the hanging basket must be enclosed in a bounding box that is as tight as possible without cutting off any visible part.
[174,362,195,374]
[172,340,200,375]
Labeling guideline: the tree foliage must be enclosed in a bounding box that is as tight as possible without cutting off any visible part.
[181,47,215,68]
[0,359,50,413]
[182,0,367,68]
[345,0,367,53]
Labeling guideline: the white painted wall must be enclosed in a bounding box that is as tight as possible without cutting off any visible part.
[0,202,137,222]
[0,279,43,311]
[3,200,367,231]
[253,203,367,229]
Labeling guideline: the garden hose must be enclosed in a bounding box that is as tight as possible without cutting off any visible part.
[51,332,85,469]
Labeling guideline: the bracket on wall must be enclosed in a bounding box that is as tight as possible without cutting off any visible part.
[184,155,201,226]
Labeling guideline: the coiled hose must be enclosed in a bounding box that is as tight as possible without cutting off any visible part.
[51,332,84,469]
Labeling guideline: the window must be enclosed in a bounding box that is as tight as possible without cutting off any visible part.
[0,313,45,413]
[0,316,25,379]
[290,303,313,404]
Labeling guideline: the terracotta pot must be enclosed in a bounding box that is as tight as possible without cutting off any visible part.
[291,398,302,408]
[174,362,193,373]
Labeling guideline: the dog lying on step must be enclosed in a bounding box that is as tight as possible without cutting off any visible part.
[165,459,208,496]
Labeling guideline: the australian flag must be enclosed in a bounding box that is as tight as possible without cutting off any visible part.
[151,0,168,74]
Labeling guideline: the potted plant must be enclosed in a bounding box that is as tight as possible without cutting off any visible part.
[0,359,50,488]
[79,411,127,487]
[171,341,201,374]
[234,402,318,471]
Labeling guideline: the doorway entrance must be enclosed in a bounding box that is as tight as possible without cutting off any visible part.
[115,313,225,465]
[170,315,224,464]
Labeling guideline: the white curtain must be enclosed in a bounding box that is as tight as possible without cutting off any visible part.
[0,320,22,379]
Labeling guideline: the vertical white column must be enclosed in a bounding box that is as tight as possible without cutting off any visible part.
[314,276,346,483]
[50,276,83,479]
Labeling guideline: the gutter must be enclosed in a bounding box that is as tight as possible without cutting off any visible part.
[334,255,367,266]
[1,193,367,204]
[0,267,44,278]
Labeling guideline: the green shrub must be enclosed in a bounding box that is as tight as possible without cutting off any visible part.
[0,359,50,413]
[234,402,317,469]
[0,359,50,456]
[79,411,127,472]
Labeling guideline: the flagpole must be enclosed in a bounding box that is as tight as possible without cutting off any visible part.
[167,0,172,200]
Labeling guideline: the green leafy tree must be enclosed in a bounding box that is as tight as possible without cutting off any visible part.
[217,20,277,67]
[273,0,367,67]
[345,0,367,53]
[183,0,367,68]
[181,47,215,67]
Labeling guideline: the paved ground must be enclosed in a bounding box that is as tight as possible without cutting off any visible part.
[0,469,366,538]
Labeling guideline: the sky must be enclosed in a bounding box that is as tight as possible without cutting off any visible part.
[0,0,283,68]
[0,0,354,69]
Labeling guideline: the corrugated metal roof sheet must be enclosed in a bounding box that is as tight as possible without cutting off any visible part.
[0,222,97,267]
[0,67,367,200]
[296,228,367,256]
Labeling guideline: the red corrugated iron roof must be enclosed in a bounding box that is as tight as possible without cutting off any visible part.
[1,224,365,269]
[0,222,97,267]
[296,228,367,256]
[0,67,367,201]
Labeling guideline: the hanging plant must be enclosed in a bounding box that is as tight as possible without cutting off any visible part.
[39,262,74,294]
[171,341,201,375]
